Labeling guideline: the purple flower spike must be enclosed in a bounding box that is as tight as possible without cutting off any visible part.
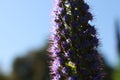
[49,0,104,80]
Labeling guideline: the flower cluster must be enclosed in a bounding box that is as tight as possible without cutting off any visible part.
[48,0,104,80]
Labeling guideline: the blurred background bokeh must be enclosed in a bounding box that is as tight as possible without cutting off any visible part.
[0,0,120,80]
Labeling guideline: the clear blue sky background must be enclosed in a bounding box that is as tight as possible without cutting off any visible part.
[0,0,120,74]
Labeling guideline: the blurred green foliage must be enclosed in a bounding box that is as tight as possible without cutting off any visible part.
[13,49,49,80]
[1,43,50,80]
[0,73,5,80]
[113,65,120,80]
[11,44,50,80]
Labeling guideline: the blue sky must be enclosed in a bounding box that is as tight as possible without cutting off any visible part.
[0,0,120,74]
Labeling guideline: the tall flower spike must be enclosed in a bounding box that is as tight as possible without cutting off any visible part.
[49,0,104,80]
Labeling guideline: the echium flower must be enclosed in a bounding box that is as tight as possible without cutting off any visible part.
[48,0,104,80]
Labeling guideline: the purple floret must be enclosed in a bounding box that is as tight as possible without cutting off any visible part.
[49,0,104,80]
